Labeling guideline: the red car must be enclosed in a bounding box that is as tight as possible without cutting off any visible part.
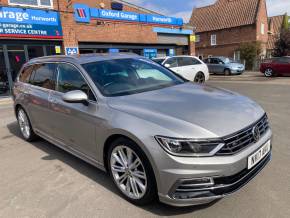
[260,56,290,77]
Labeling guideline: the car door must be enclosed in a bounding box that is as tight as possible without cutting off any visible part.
[175,57,199,80]
[277,57,290,75]
[204,58,215,73]
[48,62,99,158]
[163,57,179,73]
[26,63,57,136]
[211,58,225,74]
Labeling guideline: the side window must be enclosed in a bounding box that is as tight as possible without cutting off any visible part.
[57,63,96,101]
[278,57,290,63]
[164,58,178,68]
[177,57,195,67]
[203,58,209,64]
[29,63,56,90]
[211,58,220,64]
[19,65,34,83]
[191,57,202,65]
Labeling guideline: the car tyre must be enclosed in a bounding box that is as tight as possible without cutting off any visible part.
[17,107,38,142]
[107,137,157,206]
[264,68,274,77]
[224,69,231,76]
[194,72,205,83]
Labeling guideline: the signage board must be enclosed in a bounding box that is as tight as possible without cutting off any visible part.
[109,48,119,53]
[168,49,175,56]
[65,47,79,55]
[55,46,61,54]
[190,35,196,42]
[144,48,157,59]
[74,4,183,26]
[0,6,63,39]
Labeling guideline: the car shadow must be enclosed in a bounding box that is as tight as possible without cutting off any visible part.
[7,121,219,216]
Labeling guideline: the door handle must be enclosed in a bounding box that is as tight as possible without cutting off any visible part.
[48,96,58,104]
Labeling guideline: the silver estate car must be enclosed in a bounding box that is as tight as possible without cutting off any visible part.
[13,54,272,207]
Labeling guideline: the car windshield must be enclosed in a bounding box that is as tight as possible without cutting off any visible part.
[152,58,166,64]
[82,58,185,97]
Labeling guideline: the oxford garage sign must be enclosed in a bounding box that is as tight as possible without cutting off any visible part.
[73,4,183,26]
[0,7,63,39]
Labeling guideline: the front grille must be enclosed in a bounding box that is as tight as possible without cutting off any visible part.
[217,114,269,155]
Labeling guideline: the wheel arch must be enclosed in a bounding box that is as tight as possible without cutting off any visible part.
[102,133,156,175]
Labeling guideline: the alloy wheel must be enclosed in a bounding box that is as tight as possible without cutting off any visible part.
[18,109,31,139]
[110,145,147,200]
[194,72,205,83]
[264,68,273,77]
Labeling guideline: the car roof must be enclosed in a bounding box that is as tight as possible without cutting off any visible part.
[153,55,198,59]
[26,53,140,65]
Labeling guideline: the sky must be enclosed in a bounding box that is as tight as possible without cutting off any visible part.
[126,0,290,22]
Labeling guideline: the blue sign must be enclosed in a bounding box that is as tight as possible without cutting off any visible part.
[109,48,119,53]
[146,15,183,26]
[74,4,183,26]
[0,6,62,39]
[144,48,157,59]
[168,49,175,56]
[73,4,90,23]
[65,47,79,55]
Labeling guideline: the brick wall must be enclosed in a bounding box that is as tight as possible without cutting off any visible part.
[0,0,194,55]
[194,0,269,59]
[195,25,257,58]
[255,0,269,56]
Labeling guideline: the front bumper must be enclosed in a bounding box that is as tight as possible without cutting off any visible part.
[159,151,271,206]
[152,129,272,207]
[231,69,245,74]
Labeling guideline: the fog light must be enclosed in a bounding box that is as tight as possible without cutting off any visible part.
[180,177,214,187]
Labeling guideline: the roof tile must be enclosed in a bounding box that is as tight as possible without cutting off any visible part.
[190,0,261,32]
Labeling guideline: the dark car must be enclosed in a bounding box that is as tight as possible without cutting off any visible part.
[260,56,290,77]
[204,57,245,75]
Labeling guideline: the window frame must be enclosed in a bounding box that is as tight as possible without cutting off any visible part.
[195,35,200,43]
[211,34,217,46]
[55,62,97,102]
[9,0,54,9]
[261,23,265,35]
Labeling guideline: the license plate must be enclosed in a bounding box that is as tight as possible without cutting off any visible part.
[248,140,271,169]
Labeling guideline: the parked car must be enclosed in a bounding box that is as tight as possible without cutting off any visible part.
[153,56,209,83]
[204,57,245,75]
[260,56,290,77]
[13,54,272,207]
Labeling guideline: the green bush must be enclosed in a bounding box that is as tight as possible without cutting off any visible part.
[239,41,262,70]
[273,29,290,57]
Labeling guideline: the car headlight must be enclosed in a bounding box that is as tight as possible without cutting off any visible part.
[155,136,224,157]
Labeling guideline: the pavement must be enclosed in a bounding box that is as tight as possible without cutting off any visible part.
[0,72,289,218]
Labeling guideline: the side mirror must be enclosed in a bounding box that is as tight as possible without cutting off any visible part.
[164,63,171,68]
[219,62,223,65]
[62,90,89,106]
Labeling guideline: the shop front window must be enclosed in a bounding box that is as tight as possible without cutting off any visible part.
[0,46,9,96]
[7,45,26,82]
[28,46,44,60]
[9,0,53,8]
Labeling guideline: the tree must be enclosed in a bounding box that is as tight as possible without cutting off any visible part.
[272,29,290,57]
[239,41,262,70]
[282,13,289,29]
